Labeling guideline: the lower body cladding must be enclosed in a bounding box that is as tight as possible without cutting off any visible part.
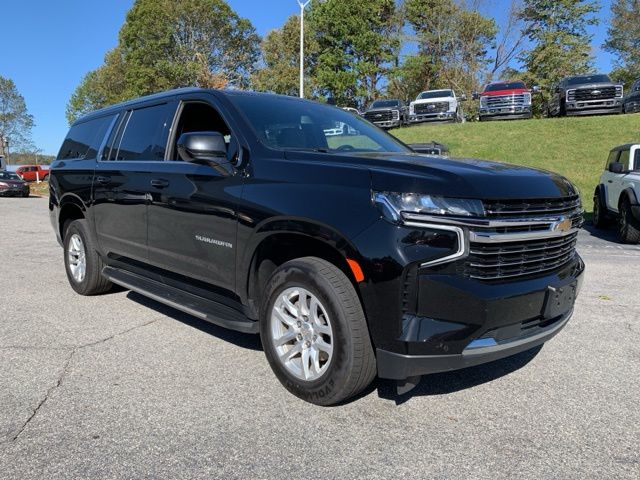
[479,105,531,120]
[624,100,640,113]
[566,98,623,116]
[409,111,456,123]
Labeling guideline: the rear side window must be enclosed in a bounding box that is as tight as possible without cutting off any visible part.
[112,103,174,161]
[634,149,640,170]
[57,115,116,160]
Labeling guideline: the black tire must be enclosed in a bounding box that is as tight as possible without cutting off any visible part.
[559,100,566,116]
[42,174,49,181]
[592,190,609,228]
[63,219,112,295]
[22,192,29,198]
[617,198,640,244]
[260,257,376,406]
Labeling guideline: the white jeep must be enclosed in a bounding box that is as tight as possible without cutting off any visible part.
[593,143,640,243]
[408,89,464,124]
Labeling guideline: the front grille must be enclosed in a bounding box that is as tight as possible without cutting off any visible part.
[484,94,528,108]
[465,232,578,280]
[407,195,583,281]
[364,110,398,122]
[414,102,449,114]
[567,86,620,101]
[483,195,582,217]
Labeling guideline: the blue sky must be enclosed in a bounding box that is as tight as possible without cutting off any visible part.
[1,0,613,155]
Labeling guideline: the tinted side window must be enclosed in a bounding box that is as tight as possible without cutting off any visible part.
[114,103,174,161]
[57,115,116,160]
[607,151,619,168]
[634,149,640,170]
[618,150,630,170]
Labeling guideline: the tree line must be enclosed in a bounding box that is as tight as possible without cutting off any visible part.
[63,0,639,122]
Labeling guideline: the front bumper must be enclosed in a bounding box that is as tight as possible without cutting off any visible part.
[479,105,531,120]
[0,186,29,196]
[373,119,402,129]
[378,309,572,379]
[375,255,585,380]
[566,99,623,115]
[409,111,456,123]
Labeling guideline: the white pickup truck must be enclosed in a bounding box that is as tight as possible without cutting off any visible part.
[593,143,640,243]
[408,89,464,124]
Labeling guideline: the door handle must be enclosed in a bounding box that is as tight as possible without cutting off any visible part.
[96,176,111,185]
[607,180,613,183]
[150,179,170,189]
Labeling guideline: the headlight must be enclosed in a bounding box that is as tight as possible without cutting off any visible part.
[479,96,488,107]
[0,182,8,188]
[409,104,414,115]
[523,92,532,105]
[373,191,484,222]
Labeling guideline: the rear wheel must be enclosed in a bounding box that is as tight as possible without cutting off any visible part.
[260,257,376,405]
[63,219,112,295]
[617,198,640,244]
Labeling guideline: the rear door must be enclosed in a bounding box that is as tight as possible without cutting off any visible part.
[146,95,244,294]
[93,101,177,265]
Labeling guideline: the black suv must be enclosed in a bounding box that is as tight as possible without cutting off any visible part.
[50,88,585,405]
[548,74,624,116]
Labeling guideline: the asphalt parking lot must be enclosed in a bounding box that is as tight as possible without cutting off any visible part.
[0,197,638,479]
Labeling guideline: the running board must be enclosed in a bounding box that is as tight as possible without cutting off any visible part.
[102,266,259,334]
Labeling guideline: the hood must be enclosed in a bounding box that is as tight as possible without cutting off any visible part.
[481,88,529,97]
[568,81,621,89]
[325,152,576,199]
[366,106,400,112]
[411,96,455,105]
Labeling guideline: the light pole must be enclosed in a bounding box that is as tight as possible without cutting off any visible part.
[297,0,311,98]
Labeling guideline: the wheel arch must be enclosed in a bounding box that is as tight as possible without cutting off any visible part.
[241,220,366,318]
[58,195,86,240]
[619,187,640,209]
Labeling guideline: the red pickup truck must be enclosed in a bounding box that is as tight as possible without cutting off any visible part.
[476,80,537,121]
[15,165,50,182]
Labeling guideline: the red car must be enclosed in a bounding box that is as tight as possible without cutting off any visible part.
[475,80,538,121]
[15,165,50,182]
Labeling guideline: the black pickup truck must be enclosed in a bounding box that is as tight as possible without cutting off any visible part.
[548,74,624,116]
[50,88,585,405]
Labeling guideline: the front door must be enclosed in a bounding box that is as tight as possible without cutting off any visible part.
[146,99,243,294]
[93,102,177,264]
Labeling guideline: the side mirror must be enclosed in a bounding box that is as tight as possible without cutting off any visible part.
[554,86,560,94]
[177,132,233,175]
[609,162,625,174]
[532,85,541,93]
[471,91,479,100]
[459,94,467,101]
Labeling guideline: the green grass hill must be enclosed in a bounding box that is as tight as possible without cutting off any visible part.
[391,113,640,212]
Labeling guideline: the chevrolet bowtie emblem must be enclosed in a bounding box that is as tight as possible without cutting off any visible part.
[553,218,573,233]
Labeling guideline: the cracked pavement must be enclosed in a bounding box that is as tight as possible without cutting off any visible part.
[0,197,638,479]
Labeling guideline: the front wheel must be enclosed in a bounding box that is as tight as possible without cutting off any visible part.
[592,190,610,228]
[617,199,640,244]
[260,257,376,405]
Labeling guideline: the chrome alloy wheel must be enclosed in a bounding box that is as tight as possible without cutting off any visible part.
[270,287,334,381]
[67,233,87,283]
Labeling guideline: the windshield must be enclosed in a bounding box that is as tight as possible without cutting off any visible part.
[566,74,611,85]
[370,100,400,109]
[0,172,21,181]
[228,94,410,154]
[417,90,453,99]
[485,82,526,92]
